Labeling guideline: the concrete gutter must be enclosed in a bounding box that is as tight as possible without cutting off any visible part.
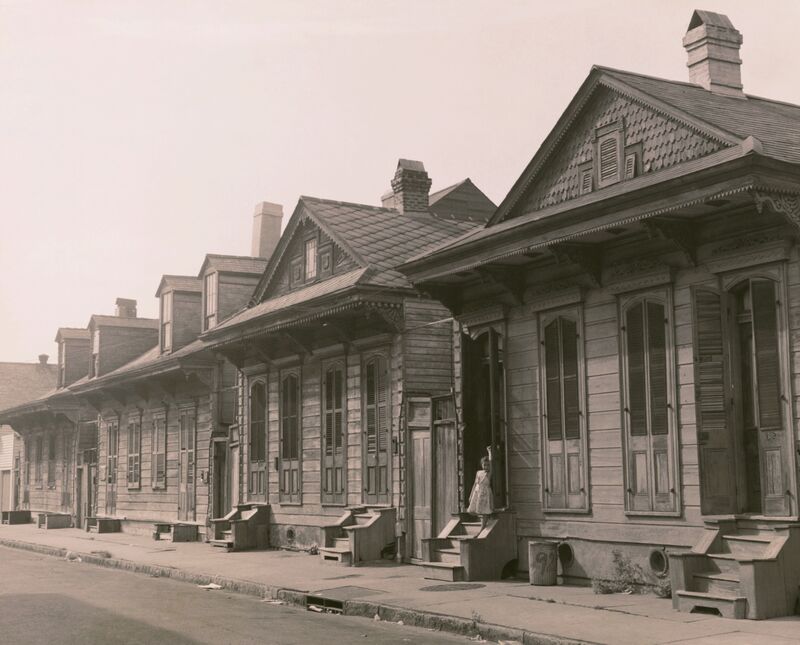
[0,536,592,645]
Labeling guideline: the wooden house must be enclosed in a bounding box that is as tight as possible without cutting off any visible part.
[0,356,59,521]
[399,11,800,617]
[202,160,496,562]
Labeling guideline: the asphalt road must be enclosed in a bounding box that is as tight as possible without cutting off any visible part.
[0,547,472,645]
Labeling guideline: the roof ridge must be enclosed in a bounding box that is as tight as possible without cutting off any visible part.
[0,361,57,367]
[204,253,265,261]
[300,195,395,212]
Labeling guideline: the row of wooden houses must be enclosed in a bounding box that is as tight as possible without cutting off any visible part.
[3,10,800,620]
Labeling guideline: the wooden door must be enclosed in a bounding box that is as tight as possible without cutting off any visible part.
[212,440,227,518]
[75,467,83,528]
[433,397,459,536]
[248,381,268,502]
[229,443,240,508]
[694,287,737,515]
[363,355,390,505]
[408,397,432,560]
[178,409,196,521]
[322,364,346,505]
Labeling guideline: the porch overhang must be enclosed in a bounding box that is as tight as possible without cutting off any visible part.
[399,152,800,288]
[0,391,84,433]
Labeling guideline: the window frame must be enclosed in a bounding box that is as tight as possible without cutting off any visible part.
[595,121,624,189]
[34,434,43,487]
[619,287,681,516]
[279,368,302,504]
[161,290,173,352]
[90,329,100,378]
[47,431,57,489]
[304,237,318,281]
[127,411,142,489]
[151,410,168,490]
[538,306,590,513]
[321,359,347,505]
[247,377,268,498]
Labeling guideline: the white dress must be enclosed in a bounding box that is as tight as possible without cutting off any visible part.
[467,469,493,515]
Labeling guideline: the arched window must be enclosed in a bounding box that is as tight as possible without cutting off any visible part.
[249,382,266,463]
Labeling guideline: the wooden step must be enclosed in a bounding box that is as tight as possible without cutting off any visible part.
[721,534,772,558]
[435,547,462,565]
[209,539,233,551]
[461,521,482,536]
[420,561,466,582]
[353,514,373,526]
[333,537,350,548]
[692,572,741,595]
[707,554,739,575]
[675,590,747,619]
[319,546,352,566]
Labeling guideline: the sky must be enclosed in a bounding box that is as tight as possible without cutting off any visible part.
[1,0,799,363]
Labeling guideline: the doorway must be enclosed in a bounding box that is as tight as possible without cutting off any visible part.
[212,439,228,519]
[178,408,196,521]
[695,278,792,517]
[462,328,507,510]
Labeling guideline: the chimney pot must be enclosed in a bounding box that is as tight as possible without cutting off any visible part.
[115,298,137,318]
[386,159,432,214]
[683,10,744,97]
[252,201,283,260]
[38,354,48,365]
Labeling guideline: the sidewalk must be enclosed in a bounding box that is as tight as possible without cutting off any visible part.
[1,524,798,644]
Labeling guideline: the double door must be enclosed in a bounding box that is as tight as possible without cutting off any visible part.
[178,409,196,521]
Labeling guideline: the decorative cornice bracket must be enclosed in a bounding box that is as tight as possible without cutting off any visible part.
[548,242,603,287]
[752,189,800,232]
[643,217,697,266]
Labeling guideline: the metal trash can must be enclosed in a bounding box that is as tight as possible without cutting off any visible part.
[528,540,558,585]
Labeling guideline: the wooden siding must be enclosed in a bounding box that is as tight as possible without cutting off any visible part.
[217,274,260,323]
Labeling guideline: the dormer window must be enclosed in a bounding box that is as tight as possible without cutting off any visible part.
[161,291,173,352]
[90,330,100,378]
[304,238,317,281]
[595,122,623,189]
[204,273,218,330]
[57,341,65,388]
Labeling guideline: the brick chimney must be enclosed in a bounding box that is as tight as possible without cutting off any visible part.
[115,298,137,318]
[38,353,48,365]
[251,201,283,260]
[382,159,432,213]
[683,10,744,97]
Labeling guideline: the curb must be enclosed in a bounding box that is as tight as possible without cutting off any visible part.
[0,537,595,645]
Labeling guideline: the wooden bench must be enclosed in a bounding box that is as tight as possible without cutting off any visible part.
[1,510,31,525]
[153,522,199,542]
[85,517,121,533]
[36,513,72,530]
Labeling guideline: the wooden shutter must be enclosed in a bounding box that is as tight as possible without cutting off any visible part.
[580,169,592,194]
[599,136,619,182]
[366,361,377,454]
[544,321,562,440]
[624,153,636,179]
[250,383,266,462]
[334,368,344,452]
[752,280,781,430]
[324,369,334,458]
[695,289,727,436]
[377,359,388,453]
[561,318,580,440]
[647,302,668,436]
[626,303,647,435]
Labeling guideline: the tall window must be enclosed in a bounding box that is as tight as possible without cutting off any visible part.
[91,330,100,378]
[622,296,677,513]
[34,435,43,485]
[304,238,317,281]
[161,291,173,352]
[106,422,118,486]
[204,272,218,330]
[24,439,31,486]
[127,414,141,489]
[540,313,587,511]
[322,363,345,504]
[249,381,267,497]
[363,355,389,503]
[47,433,56,488]
[279,373,301,502]
[152,414,167,489]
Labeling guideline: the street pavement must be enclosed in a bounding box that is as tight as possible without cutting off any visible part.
[0,548,471,645]
[1,524,800,644]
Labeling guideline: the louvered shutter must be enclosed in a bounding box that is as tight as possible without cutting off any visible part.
[334,368,344,452]
[580,169,592,195]
[694,289,726,437]
[647,302,668,436]
[626,303,647,435]
[752,280,782,430]
[544,321,562,440]
[562,318,580,439]
[377,359,388,453]
[624,153,636,179]
[366,361,377,454]
[599,136,619,183]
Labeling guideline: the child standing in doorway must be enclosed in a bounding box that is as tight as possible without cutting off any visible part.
[467,446,493,530]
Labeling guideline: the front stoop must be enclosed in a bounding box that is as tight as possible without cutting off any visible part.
[416,510,516,582]
[319,506,396,566]
[670,517,800,619]
[209,504,270,551]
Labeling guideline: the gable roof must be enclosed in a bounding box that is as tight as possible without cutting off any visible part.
[428,178,496,223]
[0,362,58,412]
[54,328,90,342]
[198,254,267,277]
[88,315,159,330]
[251,194,477,301]
[155,274,203,297]
[489,65,800,225]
